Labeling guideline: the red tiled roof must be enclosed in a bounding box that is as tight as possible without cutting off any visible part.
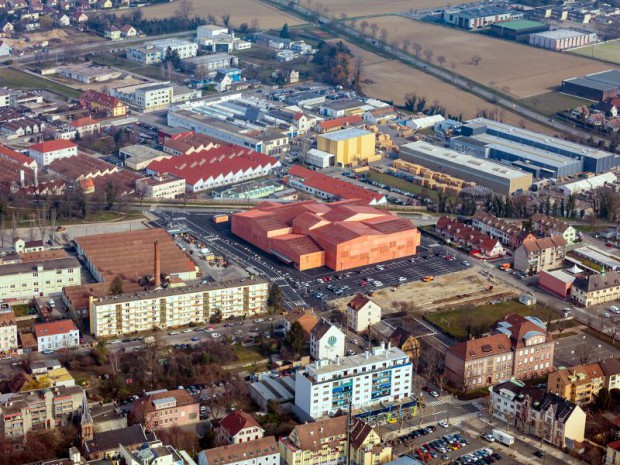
[317,115,363,131]
[29,139,76,153]
[448,333,511,361]
[219,411,263,437]
[34,319,77,338]
[0,144,34,166]
[287,165,384,204]
[70,117,99,128]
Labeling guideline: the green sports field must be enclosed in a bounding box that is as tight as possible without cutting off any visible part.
[570,40,620,65]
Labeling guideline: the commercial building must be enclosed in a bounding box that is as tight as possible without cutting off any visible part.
[547,363,605,404]
[319,99,365,118]
[198,436,279,465]
[28,139,77,166]
[130,388,200,429]
[570,270,620,307]
[34,319,80,352]
[489,379,586,449]
[559,172,617,195]
[145,145,280,193]
[347,294,381,333]
[55,63,123,83]
[400,141,532,196]
[89,278,268,337]
[513,235,567,274]
[314,115,364,134]
[127,38,198,64]
[406,114,444,131]
[0,385,84,438]
[286,166,386,205]
[180,53,239,75]
[489,20,549,41]
[305,148,334,169]
[279,416,392,465]
[120,145,170,171]
[445,334,513,390]
[213,180,285,200]
[471,211,533,249]
[294,343,412,419]
[561,77,618,101]
[309,319,345,361]
[135,174,185,199]
[538,269,576,298]
[317,127,377,167]
[529,29,597,50]
[571,245,620,272]
[112,82,173,112]
[219,410,264,444]
[232,200,419,271]
[0,305,17,358]
[0,256,81,301]
[530,213,577,244]
[442,6,521,30]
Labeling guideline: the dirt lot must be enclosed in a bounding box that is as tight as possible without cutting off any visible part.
[308,0,471,16]
[330,268,518,311]
[357,17,609,98]
[5,29,104,52]
[335,39,555,132]
[129,0,302,28]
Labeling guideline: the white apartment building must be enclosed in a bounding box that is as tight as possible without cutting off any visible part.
[112,82,173,112]
[28,139,77,166]
[89,278,268,337]
[295,343,413,419]
[0,306,17,357]
[310,320,345,361]
[135,174,186,199]
[34,319,80,352]
[0,257,81,301]
[347,294,381,333]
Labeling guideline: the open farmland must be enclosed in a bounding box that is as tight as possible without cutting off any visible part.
[335,39,554,133]
[355,16,609,98]
[304,0,471,16]
[128,0,302,28]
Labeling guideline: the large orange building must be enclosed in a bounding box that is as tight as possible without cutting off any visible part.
[231,200,420,271]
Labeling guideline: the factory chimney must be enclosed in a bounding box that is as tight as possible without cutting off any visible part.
[33,168,38,187]
[19,169,24,187]
[154,240,161,288]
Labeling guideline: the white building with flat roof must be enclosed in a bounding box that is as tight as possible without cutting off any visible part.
[529,29,597,50]
[294,343,412,419]
[127,38,198,64]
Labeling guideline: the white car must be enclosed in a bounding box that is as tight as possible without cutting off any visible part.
[211,332,222,338]
[610,306,620,314]
[398,276,407,282]
[438,420,449,428]
[602,312,611,318]
[373,281,384,287]
[182,328,192,333]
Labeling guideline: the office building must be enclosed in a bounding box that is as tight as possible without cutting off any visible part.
[180,53,239,75]
[317,128,378,167]
[28,139,77,166]
[400,141,532,196]
[232,200,419,272]
[127,39,198,64]
[89,278,268,337]
[0,256,81,301]
[294,343,412,419]
[112,82,174,112]
[135,174,186,199]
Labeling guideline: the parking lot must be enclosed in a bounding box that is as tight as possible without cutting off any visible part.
[553,332,620,366]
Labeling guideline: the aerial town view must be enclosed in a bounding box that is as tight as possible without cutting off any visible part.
[2,0,620,463]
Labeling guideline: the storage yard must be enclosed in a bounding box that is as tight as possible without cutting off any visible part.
[354,16,609,98]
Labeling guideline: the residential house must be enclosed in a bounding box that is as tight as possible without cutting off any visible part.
[606,118,620,132]
[57,14,70,27]
[71,10,88,23]
[444,334,513,390]
[218,410,264,444]
[82,424,157,461]
[570,270,620,307]
[587,112,605,126]
[492,314,555,381]
[349,418,393,465]
[97,0,112,7]
[129,389,200,430]
[513,235,567,274]
[104,25,121,40]
[571,105,589,120]
[471,211,534,249]
[547,363,604,404]
[0,22,14,37]
[530,213,577,244]
[436,216,505,258]
[309,319,345,361]
[347,294,381,333]
[198,436,279,465]
[489,379,586,449]
[284,308,319,344]
[121,24,137,38]
[0,305,17,358]
[593,100,618,118]
[600,358,620,391]
[80,89,128,117]
[0,40,10,57]
[34,319,80,352]
[69,117,100,136]
[13,237,44,253]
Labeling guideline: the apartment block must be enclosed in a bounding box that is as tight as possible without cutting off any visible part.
[547,363,604,404]
[347,294,382,333]
[0,305,17,357]
[570,270,620,307]
[89,278,268,337]
[0,257,81,301]
[471,211,534,249]
[294,343,412,419]
[34,319,80,352]
[600,358,620,391]
[530,213,577,244]
[198,436,279,465]
[129,389,200,430]
[513,235,567,274]
[0,385,84,438]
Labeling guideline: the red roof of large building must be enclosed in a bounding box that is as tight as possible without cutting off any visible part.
[146,145,279,187]
[34,319,77,338]
[219,411,263,437]
[0,144,35,167]
[317,115,364,131]
[70,117,99,128]
[29,139,76,153]
[286,165,384,205]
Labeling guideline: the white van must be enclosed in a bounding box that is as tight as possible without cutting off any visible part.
[610,305,620,314]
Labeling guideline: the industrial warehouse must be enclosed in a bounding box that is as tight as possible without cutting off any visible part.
[231,200,420,271]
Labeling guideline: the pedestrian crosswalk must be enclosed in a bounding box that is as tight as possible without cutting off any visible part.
[451,412,480,425]
[426,400,444,407]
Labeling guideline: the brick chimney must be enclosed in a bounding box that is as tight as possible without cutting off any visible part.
[154,240,161,288]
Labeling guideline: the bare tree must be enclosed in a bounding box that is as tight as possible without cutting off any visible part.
[402,38,411,52]
[360,20,369,34]
[412,42,422,57]
[48,208,58,244]
[423,49,434,62]
[176,0,193,19]
[135,183,148,207]
[221,14,231,27]
[450,62,457,72]
[250,18,259,31]
[605,325,619,345]
[37,208,48,244]
[437,55,446,67]
[369,23,379,38]
[352,56,364,93]
[577,343,591,365]
[471,54,482,66]
[11,213,17,242]
[379,28,388,43]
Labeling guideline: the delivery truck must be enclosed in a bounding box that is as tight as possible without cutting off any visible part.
[492,429,515,446]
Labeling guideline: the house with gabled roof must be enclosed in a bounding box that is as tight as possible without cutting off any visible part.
[347,293,381,332]
[218,410,264,444]
[310,319,345,361]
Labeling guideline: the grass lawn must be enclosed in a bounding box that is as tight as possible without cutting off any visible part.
[0,68,82,99]
[365,170,449,203]
[233,345,266,363]
[521,91,594,118]
[90,54,167,81]
[573,224,609,233]
[426,300,553,340]
[69,370,93,387]
[11,304,31,317]
[569,40,620,65]
[58,210,145,225]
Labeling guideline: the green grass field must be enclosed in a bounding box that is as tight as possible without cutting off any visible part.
[366,170,450,203]
[0,68,82,99]
[426,300,553,340]
[90,54,169,81]
[569,40,620,65]
[521,91,594,117]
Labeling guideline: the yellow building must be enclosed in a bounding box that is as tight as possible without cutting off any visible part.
[547,363,605,405]
[279,416,391,465]
[317,127,378,167]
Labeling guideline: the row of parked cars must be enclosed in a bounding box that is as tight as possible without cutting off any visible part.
[409,432,471,462]
[454,448,502,465]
